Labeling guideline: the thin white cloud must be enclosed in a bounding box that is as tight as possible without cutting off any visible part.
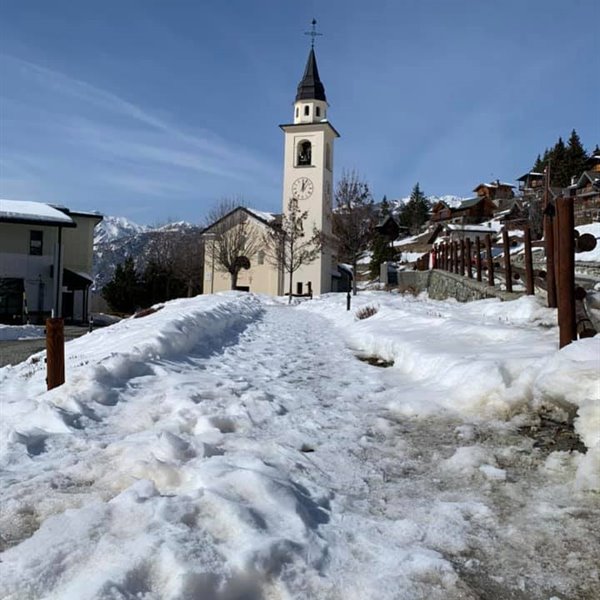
[0,53,279,195]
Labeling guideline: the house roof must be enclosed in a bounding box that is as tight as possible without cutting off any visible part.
[473,181,515,191]
[456,197,483,209]
[574,170,600,189]
[0,199,76,227]
[516,171,544,182]
[201,206,281,235]
[296,48,327,102]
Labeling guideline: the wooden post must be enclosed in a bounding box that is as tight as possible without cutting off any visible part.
[445,243,450,271]
[475,236,482,282]
[466,238,473,278]
[485,234,495,287]
[46,317,65,390]
[543,166,557,307]
[452,241,458,274]
[524,227,534,295]
[502,229,513,293]
[460,239,465,276]
[556,197,576,347]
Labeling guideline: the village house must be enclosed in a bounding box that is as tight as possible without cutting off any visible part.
[568,151,600,224]
[0,199,102,324]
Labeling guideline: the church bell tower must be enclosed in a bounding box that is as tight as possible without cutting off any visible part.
[280,20,340,295]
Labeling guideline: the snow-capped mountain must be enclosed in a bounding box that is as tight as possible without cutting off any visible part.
[93,215,149,246]
[389,194,466,211]
[93,217,200,290]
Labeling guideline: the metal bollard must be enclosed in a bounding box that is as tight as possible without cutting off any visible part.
[346,290,351,311]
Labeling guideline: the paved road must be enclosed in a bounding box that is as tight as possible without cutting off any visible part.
[0,326,90,368]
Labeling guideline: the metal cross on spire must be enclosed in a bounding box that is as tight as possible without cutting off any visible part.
[304,18,322,48]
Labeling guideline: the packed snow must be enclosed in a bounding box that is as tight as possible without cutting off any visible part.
[0,324,45,341]
[0,291,598,599]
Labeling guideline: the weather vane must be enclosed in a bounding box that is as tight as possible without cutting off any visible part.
[304,18,322,48]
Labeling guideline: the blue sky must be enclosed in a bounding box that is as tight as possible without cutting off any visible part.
[1,0,598,225]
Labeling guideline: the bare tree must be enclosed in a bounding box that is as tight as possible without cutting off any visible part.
[264,197,322,303]
[204,198,262,290]
[332,170,377,295]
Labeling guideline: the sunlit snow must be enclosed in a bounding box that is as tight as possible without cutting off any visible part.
[0,291,598,599]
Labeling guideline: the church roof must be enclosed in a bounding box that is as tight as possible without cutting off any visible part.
[296,48,327,102]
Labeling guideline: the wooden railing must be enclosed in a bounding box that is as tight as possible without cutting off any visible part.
[432,197,597,347]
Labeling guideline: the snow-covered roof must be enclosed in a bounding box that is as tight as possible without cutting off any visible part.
[445,223,498,234]
[246,208,278,223]
[0,199,75,227]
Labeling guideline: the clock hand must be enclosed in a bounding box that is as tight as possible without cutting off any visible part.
[301,181,305,192]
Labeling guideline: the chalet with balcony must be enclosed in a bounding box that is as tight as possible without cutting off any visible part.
[516,171,545,193]
[452,196,497,224]
[473,180,515,211]
[568,152,600,224]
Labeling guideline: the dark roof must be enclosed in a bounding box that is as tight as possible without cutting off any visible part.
[296,48,327,102]
[456,197,483,209]
[516,171,544,182]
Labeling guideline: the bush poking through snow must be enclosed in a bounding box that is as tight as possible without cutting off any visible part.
[356,305,378,320]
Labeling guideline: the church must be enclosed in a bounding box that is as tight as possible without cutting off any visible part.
[202,36,346,297]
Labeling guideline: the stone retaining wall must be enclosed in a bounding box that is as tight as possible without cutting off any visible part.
[395,270,522,302]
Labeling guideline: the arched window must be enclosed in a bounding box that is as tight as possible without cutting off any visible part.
[325,143,331,170]
[257,250,265,265]
[297,140,312,166]
[316,106,321,117]
[295,107,299,118]
[304,105,310,116]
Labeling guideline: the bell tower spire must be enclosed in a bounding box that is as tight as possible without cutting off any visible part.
[279,19,340,295]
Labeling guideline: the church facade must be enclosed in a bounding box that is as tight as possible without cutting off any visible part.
[202,44,341,296]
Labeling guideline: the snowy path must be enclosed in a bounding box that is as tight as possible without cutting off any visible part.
[1,295,599,599]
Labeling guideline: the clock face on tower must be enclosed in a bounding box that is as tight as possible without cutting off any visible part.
[292,177,314,200]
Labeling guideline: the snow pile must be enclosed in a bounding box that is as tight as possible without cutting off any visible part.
[0,324,44,341]
[576,222,600,262]
[1,291,599,599]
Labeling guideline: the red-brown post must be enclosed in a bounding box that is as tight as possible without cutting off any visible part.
[543,167,557,307]
[466,237,473,278]
[556,197,576,347]
[502,229,513,293]
[460,239,466,276]
[453,241,459,274]
[485,234,495,287]
[448,242,453,272]
[524,227,534,295]
[46,317,65,390]
[475,236,482,282]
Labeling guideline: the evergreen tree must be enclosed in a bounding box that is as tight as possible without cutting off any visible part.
[531,131,589,187]
[398,183,430,235]
[369,196,396,280]
[141,260,187,307]
[101,257,141,314]
[566,129,588,184]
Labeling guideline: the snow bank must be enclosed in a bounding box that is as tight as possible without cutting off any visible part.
[0,324,44,341]
[301,292,599,454]
[0,293,263,462]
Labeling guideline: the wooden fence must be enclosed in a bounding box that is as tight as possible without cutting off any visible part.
[428,197,597,348]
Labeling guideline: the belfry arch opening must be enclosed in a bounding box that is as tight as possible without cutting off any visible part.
[297,140,312,166]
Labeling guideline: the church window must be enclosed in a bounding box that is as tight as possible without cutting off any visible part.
[257,250,265,265]
[295,107,299,118]
[316,106,321,117]
[304,105,310,116]
[297,140,312,166]
[325,143,331,170]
